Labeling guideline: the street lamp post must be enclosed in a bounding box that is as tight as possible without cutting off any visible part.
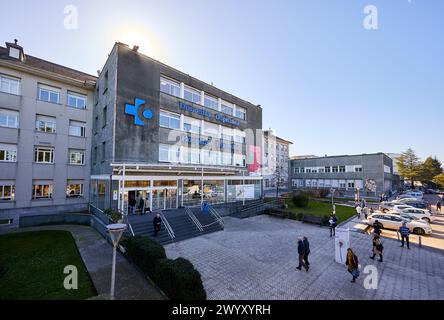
[331,188,336,214]
[106,223,127,300]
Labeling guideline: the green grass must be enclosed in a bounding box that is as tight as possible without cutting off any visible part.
[285,199,356,223]
[0,230,97,300]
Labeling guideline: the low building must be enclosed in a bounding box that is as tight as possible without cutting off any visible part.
[0,40,96,227]
[262,129,292,191]
[290,152,398,198]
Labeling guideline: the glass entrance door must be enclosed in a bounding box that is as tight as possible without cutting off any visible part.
[165,189,177,210]
[152,189,164,211]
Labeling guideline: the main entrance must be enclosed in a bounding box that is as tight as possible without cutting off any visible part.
[121,187,178,214]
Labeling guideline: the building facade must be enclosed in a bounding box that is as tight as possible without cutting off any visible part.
[90,43,263,214]
[290,153,397,198]
[262,129,292,191]
[0,40,96,227]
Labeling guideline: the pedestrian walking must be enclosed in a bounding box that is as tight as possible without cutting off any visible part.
[128,195,136,215]
[346,248,360,283]
[329,213,338,237]
[296,237,309,272]
[362,206,368,220]
[153,213,162,237]
[138,197,145,214]
[372,219,383,236]
[361,199,366,208]
[355,205,362,219]
[370,234,384,262]
[303,236,310,267]
[436,200,442,212]
[399,222,411,249]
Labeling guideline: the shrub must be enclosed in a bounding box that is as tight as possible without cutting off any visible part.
[104,208,122,223]
[319,189,330,198]
[121,236,166,275]
[296,212,304,221]
[292,194,309,208]
[152,258,206,300]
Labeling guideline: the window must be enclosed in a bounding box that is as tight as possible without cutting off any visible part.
[67,92,87,109]
[234,153,246,167]
[234,130,246,144]
[182,148,200,164]
[221,101,233,115]
[159,110,180,129]
[339,166,346,173]
[35,115,56,133]
[222,152,233,166]
[332,166,338,173]
[0,75,20,95]
[294,168,300,174]
[183,116,200,134]
[32,183,53,199]
[203,149,220,165]
[101,142,106,162]
[0,144,17,162]
[221,127,233,141]
[300,168,305,173]
[203,122,219,137]
[69,149,85,165]
[0,184,15,200]
[94,116,99,134]
[235,106,246,120]
[339,182,346,189]
[306,168,312,173]
[66,183,83,198]
[69,120,86,137]
[160,77,180,97]
[319,168,325,173]
[103,70,109,93]
[38,84,60,104]
[34,147,54,164]
[325,166,331,173]
[103,106,107,127]
[0,109,19,128]
[355,166,363,172]
[204,94,219,110]
[184,86,201,104]
[159,144,180,163]
[93,146,97,164]
[348,182,355,189]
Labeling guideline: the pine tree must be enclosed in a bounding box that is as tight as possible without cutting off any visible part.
[396,148,422,187]
[419,156,443,186]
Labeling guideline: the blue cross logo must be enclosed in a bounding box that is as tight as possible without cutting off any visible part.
[125,98,153,126]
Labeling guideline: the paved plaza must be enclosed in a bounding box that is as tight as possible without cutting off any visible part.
[165,215,444,300]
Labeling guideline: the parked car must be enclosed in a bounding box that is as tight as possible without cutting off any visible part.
[367,213,432,235]
[404,191,424,200]
[389,204,416,213]
[397,197,420,203]
[389,207,434,223]
[401,201,428,209]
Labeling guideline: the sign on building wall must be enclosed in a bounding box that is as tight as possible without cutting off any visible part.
[236,185,255,199]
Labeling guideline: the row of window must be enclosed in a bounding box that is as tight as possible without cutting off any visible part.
[0,108,87,136]
[159,110,246,143]
[160,76,247,120]
[159,144,246,167]
[0,182,84,201]
[292,179,364,190]
[0,145,85,165]
[0,74,88,109]
[293,165,363,174]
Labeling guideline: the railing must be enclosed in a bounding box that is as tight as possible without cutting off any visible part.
[159,211,175,240]
[117,208,135,237]
[209,206,225,228]
[186,207,204,232]
[89,203,112,224]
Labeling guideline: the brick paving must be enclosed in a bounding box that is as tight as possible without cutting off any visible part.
[165,215,444,300]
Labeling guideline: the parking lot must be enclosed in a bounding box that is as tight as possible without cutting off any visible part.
[165,214,444,300]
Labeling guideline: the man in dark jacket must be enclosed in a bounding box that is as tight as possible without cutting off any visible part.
[303,236,310,268]
[329,213,338,237]
[153,213,162,237]
[399,222,410,249]
[296,237,308,272]
[373,220,383,236]
[437,200,442,212]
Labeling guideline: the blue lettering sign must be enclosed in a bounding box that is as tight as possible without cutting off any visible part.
[179,101,241,127]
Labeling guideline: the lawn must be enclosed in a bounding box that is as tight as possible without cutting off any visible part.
[0,230,97,300]
[285,199,356,223]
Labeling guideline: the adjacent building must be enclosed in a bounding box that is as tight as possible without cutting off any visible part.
[0,40,96,227]
[262,129,292,191]
[90,43,263,214]
[290,153,398,198]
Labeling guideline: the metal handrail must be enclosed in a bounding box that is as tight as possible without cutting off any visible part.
[186,207,204,232]
[89,203,112,224]
[159,212,175,240]
[117,208,135,237]
[209,206,225,228]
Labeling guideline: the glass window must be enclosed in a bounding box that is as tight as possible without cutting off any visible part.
[34,147,54,164]
[35,115,56,133]
[325,166,331,173]
[332,166,338,173]
[355,166,363,172]
[203,122,219,137]
[339,166,346,172]
[66,183,83,197]
[0,144,17,162]
[69,120,86,137]
[159,110,180,129]
[159,144,180,163]
[160,77,181,97]
[221,101,233,115]
[67,92,87,109]
[0,75,20,95]
[222,152,233,166]
[32,183,53,199]
[69,150,85,165]
[204,94,219,110]
[235,106,246,120]
[0,109,19,128]
[184,86,201,104]
[103,106,107,127]
[234,153,246,167]
[203,149,220,165]
[0,184,15,200]
[234,130,246,144]
[221,127,233,141]
[38,85,60,104]
[183,116,200,134]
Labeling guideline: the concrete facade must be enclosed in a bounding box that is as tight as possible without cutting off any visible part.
[0,41,96,228]
[290,153,398,198]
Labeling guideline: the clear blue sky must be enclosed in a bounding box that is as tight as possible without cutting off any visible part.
[2,0,443,162]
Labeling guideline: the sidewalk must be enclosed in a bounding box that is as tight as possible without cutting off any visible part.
[19,225,165,300]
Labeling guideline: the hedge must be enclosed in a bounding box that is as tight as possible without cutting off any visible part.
[121,236,206,300]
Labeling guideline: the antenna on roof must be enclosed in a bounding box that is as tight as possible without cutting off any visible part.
[14,39,18,45]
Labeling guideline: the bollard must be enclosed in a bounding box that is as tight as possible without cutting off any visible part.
[419,235,422,248]
[396,231,400,241]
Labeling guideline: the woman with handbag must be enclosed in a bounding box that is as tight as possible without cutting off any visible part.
[370,234,384,262]
[346,248,360,283]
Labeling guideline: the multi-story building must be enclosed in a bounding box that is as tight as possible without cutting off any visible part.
[90,43,263,213]
[262,129,292,191]
[290,153,398,198]
[0,40,96,227]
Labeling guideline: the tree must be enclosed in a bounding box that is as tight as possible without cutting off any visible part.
[396,148,422,187]
[432,174,444,189]
[419,156,443,186]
